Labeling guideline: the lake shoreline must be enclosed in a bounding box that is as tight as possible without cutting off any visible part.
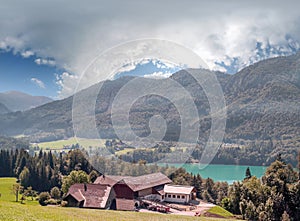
[158,163,268,184]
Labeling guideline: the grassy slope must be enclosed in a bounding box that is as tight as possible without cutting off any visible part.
[0,178,16,202]
[0,201,238,221]
[34,137,106,149]
[207,206,234,218]
[0,178,237,221]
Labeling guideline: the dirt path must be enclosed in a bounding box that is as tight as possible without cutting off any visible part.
[139,200,216,217]
[170,200,215,216]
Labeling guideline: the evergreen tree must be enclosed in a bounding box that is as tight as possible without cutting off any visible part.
[245,167,252,180]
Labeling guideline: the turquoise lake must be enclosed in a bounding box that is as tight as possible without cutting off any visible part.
[162,163,268,184]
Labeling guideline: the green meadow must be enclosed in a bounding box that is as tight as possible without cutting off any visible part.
[33,137,106,149]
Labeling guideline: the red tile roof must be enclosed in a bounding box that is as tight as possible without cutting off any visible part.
[120,172,172,192]
[94,173,171,192]
[94,175,130,186]
[65,183,112,209]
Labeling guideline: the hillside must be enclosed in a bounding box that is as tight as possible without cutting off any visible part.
[0,54,299,147]
[0,136,29,150]
[0,91,53,111]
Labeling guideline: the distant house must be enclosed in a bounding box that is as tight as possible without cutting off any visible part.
[163,184,196,204]
[66,172,197,211]
[64,183,115,209]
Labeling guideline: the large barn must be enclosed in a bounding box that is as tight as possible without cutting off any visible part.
[65,172,196,211]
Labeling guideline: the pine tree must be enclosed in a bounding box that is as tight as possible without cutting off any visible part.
[245,167,252,179]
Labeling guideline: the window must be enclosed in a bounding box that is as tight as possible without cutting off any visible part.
[172,195,176,198]
[177,195,180,198]
[168,194,171,198]
[182,195,185,199]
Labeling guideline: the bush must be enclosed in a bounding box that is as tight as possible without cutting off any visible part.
[38,192,50,206]
[61,201,68,207]
[47,198,58,205]
[50,187,61,200]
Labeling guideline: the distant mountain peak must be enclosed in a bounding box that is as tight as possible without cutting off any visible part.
[0,91,53,111]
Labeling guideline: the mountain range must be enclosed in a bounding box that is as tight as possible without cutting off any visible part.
[0,91,53,112]
[0,53,299,147]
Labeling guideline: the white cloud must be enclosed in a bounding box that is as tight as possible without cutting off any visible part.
[144,71,172,79]
[0,37,25,53]
[34,58,56,66]
[0,1,300,97]
[21,50,34,58]
[31,77,45,89]
[55,72,78,97]
[117,63,139,74]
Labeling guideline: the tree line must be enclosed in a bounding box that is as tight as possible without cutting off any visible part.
[0,149,92,192]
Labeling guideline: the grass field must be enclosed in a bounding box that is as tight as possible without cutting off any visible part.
[0,201,238,221]
[114,148,138,155]
[33,137,106,149]
[0,178,17,202]
[0,178,237,221]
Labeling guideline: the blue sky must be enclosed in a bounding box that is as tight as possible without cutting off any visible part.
[0,50,62,98]
[0,50,179,98]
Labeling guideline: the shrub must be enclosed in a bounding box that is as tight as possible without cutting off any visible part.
[50,187,61,200]
[61,201,68,207]
[47,198,58,205]
[38,192,50,206]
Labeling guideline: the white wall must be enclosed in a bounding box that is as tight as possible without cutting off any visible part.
[164,193,190,204]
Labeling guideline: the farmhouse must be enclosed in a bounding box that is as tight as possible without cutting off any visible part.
[65,172,197,211]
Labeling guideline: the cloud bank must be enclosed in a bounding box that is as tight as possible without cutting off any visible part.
[1,0,300,97]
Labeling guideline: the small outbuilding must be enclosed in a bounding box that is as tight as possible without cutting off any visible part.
[164,184,197,204]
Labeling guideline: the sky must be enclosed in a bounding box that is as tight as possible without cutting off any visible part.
[1,0,300,98]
